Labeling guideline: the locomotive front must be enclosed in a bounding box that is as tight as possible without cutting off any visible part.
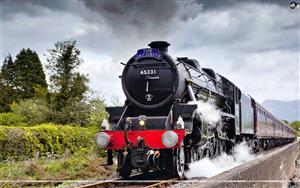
[122,41,189,109]
[95,41,197,178]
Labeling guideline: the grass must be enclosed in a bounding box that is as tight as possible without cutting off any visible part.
[0,148,116,187]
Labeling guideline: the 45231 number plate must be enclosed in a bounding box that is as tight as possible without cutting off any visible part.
[140,69,158,75]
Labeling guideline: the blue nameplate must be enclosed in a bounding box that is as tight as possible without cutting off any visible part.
[134,48,162,61]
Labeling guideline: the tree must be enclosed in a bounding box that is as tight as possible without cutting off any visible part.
[10,98,51,125]
[1,54,15,87]
[0,50,47,112]
[14,48,47,99]
[46,40,89,123]
[290,121,300,132]
[0,72,15,112]
[0,55,17,112]
[88,97,108,127]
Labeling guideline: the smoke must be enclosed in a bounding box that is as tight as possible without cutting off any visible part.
[186,100,258,178]
[189,99,221,125]
[186,142,258,178]
[81,0,203,62]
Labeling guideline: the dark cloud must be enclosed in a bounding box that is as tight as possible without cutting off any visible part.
[1,0,83,20]
[2,0,202,39]
[1,0,203,61]
[81,0,202,38]
[196,0,288,10]
[1,1,43,19]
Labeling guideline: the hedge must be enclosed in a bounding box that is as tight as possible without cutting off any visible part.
[0,113,25,126]
[0,124,96,161]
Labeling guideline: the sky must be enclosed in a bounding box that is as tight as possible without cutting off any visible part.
[0,0,299,104]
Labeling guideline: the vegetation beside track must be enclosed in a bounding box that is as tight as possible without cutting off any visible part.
[0,124,103,161]
[0,147,115,182]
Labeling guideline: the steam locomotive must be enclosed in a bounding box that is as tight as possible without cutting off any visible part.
[95,41,296,179]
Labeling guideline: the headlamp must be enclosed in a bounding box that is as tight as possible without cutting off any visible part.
[138,115,147,128]
[139,120,145,126]
[162,131,178,148]
[95,132,110,148]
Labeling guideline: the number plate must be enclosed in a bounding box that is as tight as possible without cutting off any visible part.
[140,69,158,75]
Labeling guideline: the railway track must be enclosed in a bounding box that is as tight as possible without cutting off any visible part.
[77,171,178,188]
[77,178,178,188]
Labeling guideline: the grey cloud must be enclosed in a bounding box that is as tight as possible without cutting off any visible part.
[196,0,289,10]
[0,0,299,102]
[76,0,204,64]
[1,0,112,56]
[166,1,299,101]
[172,2,300,54]
[3,0,202,39]
[1,0,87,22]
[2,0,203,62]
[82,0,202,39]
[1,1,44,19]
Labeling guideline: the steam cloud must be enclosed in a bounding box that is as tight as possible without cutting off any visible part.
[188,99,221,125]
[186,142,259,178]
[186,101,259,178]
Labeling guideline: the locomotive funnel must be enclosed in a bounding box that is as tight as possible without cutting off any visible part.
[148,41,170,53]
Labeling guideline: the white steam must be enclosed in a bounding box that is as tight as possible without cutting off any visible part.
[186,142,258,178]
[186,100,259,178]
[189,99,221,125]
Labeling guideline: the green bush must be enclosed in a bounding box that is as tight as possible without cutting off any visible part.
[59,100,91,126]
[0,113,24,126]
[8,95,108,127]
[88,98,108,127]
[0,124,96,161]
[10,99,51,125]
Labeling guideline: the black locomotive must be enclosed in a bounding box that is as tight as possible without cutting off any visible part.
[95,41,295,179]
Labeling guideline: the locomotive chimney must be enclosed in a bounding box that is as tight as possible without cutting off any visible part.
[148,41,170,54]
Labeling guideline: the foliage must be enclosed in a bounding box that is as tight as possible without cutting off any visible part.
[6,95,107,127]
[14,49,47,99]
[88,97,108,127]
[0,148,114,181]
[10,99,51,125]
[0,42,108,127]
[46,40,89,111]
[33,84,48,99]
[45,40,92,126]
[50,99,91,126]
[1,55,15,87]
[45,96,108,127]
[0,124,96,161]
[290,121,300,132]
[0,56,17,112]
[0,76,15,112]
[0,50,48,112]
[288,121,300,137]
[0,113,24,126]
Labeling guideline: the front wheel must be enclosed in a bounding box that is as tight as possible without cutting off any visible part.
[173,142,187,179]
